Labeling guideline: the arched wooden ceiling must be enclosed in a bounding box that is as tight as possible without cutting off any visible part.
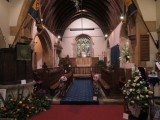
[41,0,123,37]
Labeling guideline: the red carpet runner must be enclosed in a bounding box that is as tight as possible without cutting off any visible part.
[30,105,125,120]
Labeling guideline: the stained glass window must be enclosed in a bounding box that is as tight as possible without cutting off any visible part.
[77,36,90,57]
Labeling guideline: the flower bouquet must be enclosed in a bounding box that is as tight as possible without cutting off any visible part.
[0,88,52,120]
[93,74,100,81]
[122,68,153,118]
[119,44,130,63]
[59,76,67,82]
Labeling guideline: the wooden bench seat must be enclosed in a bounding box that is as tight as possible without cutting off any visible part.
[99,78,110,96]
[50,81,60,90]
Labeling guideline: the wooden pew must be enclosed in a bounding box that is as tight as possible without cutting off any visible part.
[119,68,132,88]
[51,71,73,96]
[33,68,64,95]
[91,72,110,96]
[99,78,110,96]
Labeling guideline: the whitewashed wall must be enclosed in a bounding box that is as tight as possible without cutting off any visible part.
[109,22,122,48]
[0,0,10,47]
[136,0,159,68]
[9,0,24,26]
[156,0,160,28]
[62,18,106,58]
[137,0,156,21]
[146,32,158,68]
[34,36,43,69]
[9,0,25,45]
[0,0,25,47]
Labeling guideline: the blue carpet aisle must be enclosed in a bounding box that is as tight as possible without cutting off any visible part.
[61,78,99,104]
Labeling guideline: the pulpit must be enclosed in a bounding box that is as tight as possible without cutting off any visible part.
[0,47,32,84]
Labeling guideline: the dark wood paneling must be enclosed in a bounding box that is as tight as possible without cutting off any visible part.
[0,48,32,84]
[64,57,100,67]
[140,35,150,61]
[92,57,99,66]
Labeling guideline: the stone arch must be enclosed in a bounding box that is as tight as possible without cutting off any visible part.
[37,30,53,68]
[13,1,54,68]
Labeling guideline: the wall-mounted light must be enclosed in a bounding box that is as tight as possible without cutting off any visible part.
[120,14,124,20]
[58,35,61,39]
[126,40,129,47]
[105,34,108,38]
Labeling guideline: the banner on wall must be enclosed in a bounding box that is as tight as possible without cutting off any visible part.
[28,0,43,34]
[124,0,137,17]
[110,44,120,67]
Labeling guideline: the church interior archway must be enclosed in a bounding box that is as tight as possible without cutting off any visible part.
[33,30,53,69]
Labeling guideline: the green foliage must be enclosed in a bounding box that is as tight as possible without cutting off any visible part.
[95,60,106,69]
[94,60,106,73]
[59,58,71,67]
[0,92,52,119]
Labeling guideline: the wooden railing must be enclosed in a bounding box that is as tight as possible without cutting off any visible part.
[70,66,101,75]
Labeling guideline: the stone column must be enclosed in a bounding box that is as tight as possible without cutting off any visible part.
[157,27,160,52]
[135,15,141,66]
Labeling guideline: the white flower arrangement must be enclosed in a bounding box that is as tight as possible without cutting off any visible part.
[119,44,130,63]
[93,74,100,81]
[59,76,67,82]
[122,68,153,111]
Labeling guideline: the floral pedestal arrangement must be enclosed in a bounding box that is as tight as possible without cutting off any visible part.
[122,67,153,120]
[128,104,148,120]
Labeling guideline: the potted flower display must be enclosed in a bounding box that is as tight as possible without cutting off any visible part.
[0,88,52,120]
[122,68,153,120]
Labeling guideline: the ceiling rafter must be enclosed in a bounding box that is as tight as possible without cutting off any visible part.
[41,0,123,36]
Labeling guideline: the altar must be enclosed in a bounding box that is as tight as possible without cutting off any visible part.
[74,57,92,75]
[76,57,92,66]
